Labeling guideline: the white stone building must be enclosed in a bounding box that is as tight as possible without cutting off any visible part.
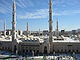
[0,0,80,55]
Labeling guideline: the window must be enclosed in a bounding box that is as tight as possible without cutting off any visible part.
[61,49,63,52]
[26,50,28,52]
[68,50,71,52]
[37,50,39,53]
[76,50,78,52]
[67,45,72,46]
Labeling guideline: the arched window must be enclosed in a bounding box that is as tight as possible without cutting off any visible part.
[68,50,71,52]
[36,50,39,53]
[76,50,78,52]
[61,49,63,52]
[26,50,28,52]
[30,50,32,52]
[65,49,66,52]
[33,50,35,53]
[57,50,59,52]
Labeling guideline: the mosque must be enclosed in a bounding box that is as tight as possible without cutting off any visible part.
[0,0,80,55]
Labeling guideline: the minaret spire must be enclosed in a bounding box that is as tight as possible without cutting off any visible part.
[39,29,40,37]
[12,0,16,41]
[4,19,6,37]
[27,22,28,32]
[26,22,29,37]
[56,19,59,38]
[49,0,53,43]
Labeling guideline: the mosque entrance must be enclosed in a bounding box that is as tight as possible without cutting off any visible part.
[44,46,47,54]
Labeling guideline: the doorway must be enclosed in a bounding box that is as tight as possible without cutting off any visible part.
[44,46,47,54]
[14,45,17,53]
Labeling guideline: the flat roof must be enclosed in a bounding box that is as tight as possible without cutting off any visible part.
[0,36,80,43]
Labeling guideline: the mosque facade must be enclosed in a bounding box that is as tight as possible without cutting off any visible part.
[0,0,80,55]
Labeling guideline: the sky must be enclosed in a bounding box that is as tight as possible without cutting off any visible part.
[0,0,80,31]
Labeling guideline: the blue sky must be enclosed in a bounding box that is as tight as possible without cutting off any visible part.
[0,0,80,31]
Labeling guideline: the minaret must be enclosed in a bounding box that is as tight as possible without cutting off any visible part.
[12,0,16,41]
[39,29,40,37]
[49,0,53,43]
[26,22,29,37]
[27,22,28,32]
[4,19,6,37]
[56,19,59,38]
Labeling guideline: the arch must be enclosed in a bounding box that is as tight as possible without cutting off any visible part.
[61,49,63,52]
[26,50,28,52]
[14,45,17,53]
[76,50,78,53]
[68,50,71,53]
[44,46,47,54]
[65,49,66,52]
[57,50,59,53]
[36,50,39,54]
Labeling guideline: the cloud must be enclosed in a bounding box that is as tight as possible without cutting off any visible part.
[53,0,80,9]
[2,0,11,10]
[19,9,49,19]
[0,7,8,14]
[0,6,9,14]
[16,0,26,8]
[18,8,80,19]
[0,0,80,17]
[54,10,80,16]
[0,0,12,14]
[16,0,34,8]
[0,0,34,14]
[26,0,34,7]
